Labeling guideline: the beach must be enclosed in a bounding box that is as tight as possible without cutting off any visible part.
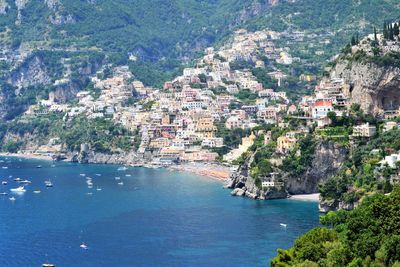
[168,162,231,182]
[289,193,320,202]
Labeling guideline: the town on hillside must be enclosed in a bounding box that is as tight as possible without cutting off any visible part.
[20,28,400,189]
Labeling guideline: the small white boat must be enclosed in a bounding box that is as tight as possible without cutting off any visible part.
[96,187,102,191]
[13,178,22,181]
[115,177,121,180]
[118,181,124,185]
[87,192,93,195]
[117,166,128,171]
[86,181,93,186]
[10,186,26,193]
[42,263,55,267]
[9,196,16,201]
[125,174,131,177]
[45,181,53,187]
[2,166,8,169]
[0,192,8,195]
[80,174,86,177]
[280,223,287,228]
[33,190,41,194]
[2,181,7,185]
[80,243,89,250]
[36,165,42,168]
[95,174,101,176]
[18,180,31,184]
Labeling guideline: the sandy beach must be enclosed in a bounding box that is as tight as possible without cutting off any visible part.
[289,193,320,202]
[0,152,53,161]
[168,162,231,183]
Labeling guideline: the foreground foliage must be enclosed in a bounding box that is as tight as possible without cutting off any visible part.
[271,186,400,266]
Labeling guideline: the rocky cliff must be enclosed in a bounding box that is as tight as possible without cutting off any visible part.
[228,139,348,200]
[331,60,400,116]
[285,140,348,194]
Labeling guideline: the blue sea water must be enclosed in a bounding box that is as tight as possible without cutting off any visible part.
[0,157,319,266]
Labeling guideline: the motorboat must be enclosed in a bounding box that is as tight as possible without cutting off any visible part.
[13,178,22,181]
[86,181,93,186]
[18,180,31,184]
[118,181,124,185]
[96,187,102,191]
[2,166,8,169]
[42,264,55,267]
[125,174,131,177]
[280,223,287,228]
[117,166,128,171]
[95,173,101,176]
[80,243,89,250]
[33,190,41,194]
[9,196,16,201]
[45,180,53,187]
[115,177,121,180]
[36,165,42,168]
[2,181,7,185]
[80,173,86,177]
[0,192,8,195]
[10,186,26,193]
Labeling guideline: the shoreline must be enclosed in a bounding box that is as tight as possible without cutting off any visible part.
[0,152,231,183]
[0,152,54,161]
[167,162,231,183]
[288,193,320,202]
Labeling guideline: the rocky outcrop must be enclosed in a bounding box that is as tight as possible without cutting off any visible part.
[331,60,400,116]
[68,150,140,165]
[286,140,348,194]
[10,56,51,91]
[227,151,288,200]
[319,197,359,213]
[228,139,348,200]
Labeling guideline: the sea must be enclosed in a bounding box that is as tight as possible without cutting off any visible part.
[0,157,319,266]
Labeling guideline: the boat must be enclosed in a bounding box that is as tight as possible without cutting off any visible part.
[42,264,55,267]
[18,179,31,184]
[2,166,8,169]
[87,192,93,195]
[280,223,287,228]
[86,181,93,186]
[80,243,89,250]
[33,190,41,194]
[9,196,16,201]
[10,186,26,193]
[96,187,102,191]
[118,181,124,185]
[115,177,121,180]
[95,173,101,176]
[0,192,8,195]
[80,173,86,177]
[13,178,22,181]
[117,166,128,171]
[125,174,131,177]
[2,181,7,185]
[88,185,93,189]
[45,180,53,187]
[36,165,42,168]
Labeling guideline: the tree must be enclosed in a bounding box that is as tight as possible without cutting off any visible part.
[384,21,389,39]
[394,23,400,37]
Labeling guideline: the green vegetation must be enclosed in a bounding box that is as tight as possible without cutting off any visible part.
[281,135,316,177]
[319,128,400,204]
[271,186,400,266]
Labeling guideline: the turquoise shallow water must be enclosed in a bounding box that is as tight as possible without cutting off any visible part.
[0,157,319,266]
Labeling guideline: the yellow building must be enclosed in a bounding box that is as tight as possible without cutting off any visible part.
[276,136,297,154]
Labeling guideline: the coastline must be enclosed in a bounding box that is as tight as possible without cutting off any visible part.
[0,152,231,183]
[288,193,320,202]
[0,152,54,161]
[167,162,231,183]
